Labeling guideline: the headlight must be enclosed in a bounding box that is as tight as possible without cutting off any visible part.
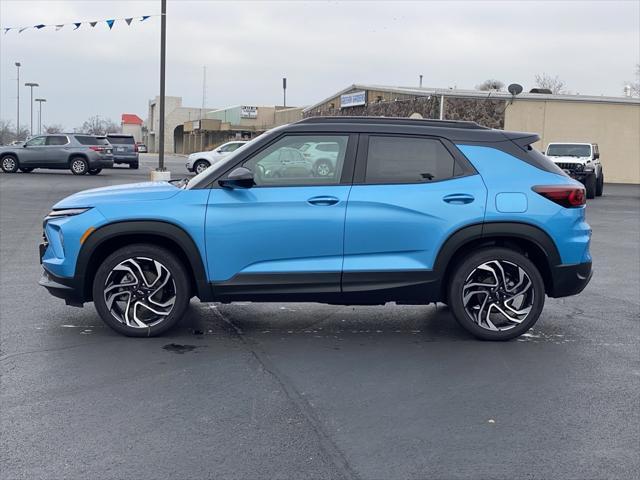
[45,207,92,221]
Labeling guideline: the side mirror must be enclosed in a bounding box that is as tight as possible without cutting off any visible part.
[594,152,600,160]
[23,143,28,148]
[219,167,255,189]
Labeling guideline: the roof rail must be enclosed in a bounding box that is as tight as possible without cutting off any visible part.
[296,116,488,130]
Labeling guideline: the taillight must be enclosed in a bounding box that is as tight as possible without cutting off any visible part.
[89,146,105,152]
[532,185,586,208]
[134,143,139,152]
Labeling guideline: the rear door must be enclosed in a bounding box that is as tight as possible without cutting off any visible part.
[205,133,356,295]
[44,135,70,166]
[343,134,487,292]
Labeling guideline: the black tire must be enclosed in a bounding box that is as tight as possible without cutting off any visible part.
[447,247,546,341]
[314,159,333,177]
[596,171,604,197]
[70,157,88,175]
[193,160,210,175]
[129,162,139,169]
[19,167,34,173]
[88,168,102,175]
[585,174,596,199]
[1,155,19,173]
[92,244,190,337]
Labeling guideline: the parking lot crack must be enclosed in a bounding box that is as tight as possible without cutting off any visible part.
[208,304,360,480]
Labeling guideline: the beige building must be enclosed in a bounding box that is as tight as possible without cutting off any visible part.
[145,96,203,154]
[305,84,640,184]
[120,114,143,143]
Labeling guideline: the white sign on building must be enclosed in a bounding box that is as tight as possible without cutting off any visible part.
[241,106,258,119]
[340,91,366,108]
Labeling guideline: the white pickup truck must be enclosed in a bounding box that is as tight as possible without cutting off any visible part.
[545,142,603,198]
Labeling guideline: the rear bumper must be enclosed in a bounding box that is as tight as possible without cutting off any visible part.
[113,154,139,164]
[548,261,593,298]
[39,268,84,307]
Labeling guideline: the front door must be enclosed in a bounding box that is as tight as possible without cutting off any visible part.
[343,134,487,296]
[205,133,356,297]
[19,136,47,166]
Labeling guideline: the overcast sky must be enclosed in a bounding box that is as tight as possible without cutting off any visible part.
[1,0,638,130]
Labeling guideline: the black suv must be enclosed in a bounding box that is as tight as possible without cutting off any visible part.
[106,134,139,169]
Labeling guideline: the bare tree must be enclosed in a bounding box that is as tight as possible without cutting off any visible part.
[476,79,504,91]
[0,120,29,145]
[534,73,567,94]
[43,124,64,134]
[624,64,640,97]
[78,116,121,135]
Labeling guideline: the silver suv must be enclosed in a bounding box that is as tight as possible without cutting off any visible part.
[0,134,114,175]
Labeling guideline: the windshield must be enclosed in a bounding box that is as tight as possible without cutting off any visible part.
[546,144,591,157]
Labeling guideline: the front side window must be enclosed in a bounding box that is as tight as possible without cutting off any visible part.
[46,136,68,146]
[26,136,46,147]
[225,143,243,152]
[365,136,455,183]
[242,135,348,186]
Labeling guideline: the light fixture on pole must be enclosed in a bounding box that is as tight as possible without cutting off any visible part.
[282,77,287,108]
[24,82,39,137]
[35,98,46,134]
[15,62,21,139]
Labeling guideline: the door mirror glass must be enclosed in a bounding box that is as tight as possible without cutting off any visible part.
[219,167,255,189]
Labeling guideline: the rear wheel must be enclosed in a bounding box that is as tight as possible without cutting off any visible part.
[447,247,545,341]
[92,244,190,337]
[194,160,210,174]
[19,167,34,173]
[129,162,139,169]
[596,171,604,197]
[585,174,596,199]
[70,157,88,175]
[88,168,102,175]
[314,159,333,177]
[1,155,19,173]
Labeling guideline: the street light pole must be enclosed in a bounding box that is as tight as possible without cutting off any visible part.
[35,99,46,134]
[24,82,39,137]
[157,0,167,172]
[15,62,21,139]
[282,77,287,108]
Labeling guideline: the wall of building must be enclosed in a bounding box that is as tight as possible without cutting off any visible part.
[122,123,142,143]
[146,96,203,153]
[505,100,640,184]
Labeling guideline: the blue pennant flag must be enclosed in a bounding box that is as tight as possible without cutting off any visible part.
[73,22,81,30]
[19,26,29,33]
[106,19,115,30]
[3,27,11,34]
[34,24,46,29]
[140,15,150,22]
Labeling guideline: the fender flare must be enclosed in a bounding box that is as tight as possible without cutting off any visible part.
[75,220,211,301]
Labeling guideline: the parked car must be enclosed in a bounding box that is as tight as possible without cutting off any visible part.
[186,140,248,174]
[39,117,592,340]
[0,133,113,175]
[106,134,139,169]
[299,141,342,176]
[544,142,603,198]
[136,142,148,153]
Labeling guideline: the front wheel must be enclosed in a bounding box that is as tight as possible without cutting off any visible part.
[193,160,210,174]
[92,244,190,337]
[314,159,333,177]
[447,247,545,341]
[70,157,88,175]
[88,168,102,175]
[1,155,19,173]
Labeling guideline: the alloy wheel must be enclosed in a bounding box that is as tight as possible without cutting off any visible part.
[462,260,534,332]
[72,159,87,174]
[316,162,331,177]
[103,257,176,329]
[2,157,16,171]
[195,161,209,174]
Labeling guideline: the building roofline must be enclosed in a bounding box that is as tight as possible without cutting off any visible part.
[302,83,640,112]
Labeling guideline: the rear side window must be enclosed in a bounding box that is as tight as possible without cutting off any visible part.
[526,147,569,177]
[365,136,455,183]
[45,136,68,146]
[107,136,135,145]
[75,135,100,145]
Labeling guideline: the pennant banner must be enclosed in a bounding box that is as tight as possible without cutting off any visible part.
[2,15,158,34]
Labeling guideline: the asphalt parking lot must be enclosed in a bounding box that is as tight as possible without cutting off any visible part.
[1,156,639,480]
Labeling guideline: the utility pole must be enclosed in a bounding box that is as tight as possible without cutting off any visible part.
[24,82,39,137]
[201,65,207,119]
[419,74,423,88]
[282,77,287,108]
[15,62,21,139]
[156,0,168,175]
[35,98,46,134]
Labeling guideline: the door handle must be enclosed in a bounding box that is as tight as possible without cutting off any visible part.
[307,196,339,206]
[443,193,475,204]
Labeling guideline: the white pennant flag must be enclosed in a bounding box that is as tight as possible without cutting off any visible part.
[55,24,64,31]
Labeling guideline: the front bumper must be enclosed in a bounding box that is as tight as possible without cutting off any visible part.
[548,261,593,298]
[39,267,84,307]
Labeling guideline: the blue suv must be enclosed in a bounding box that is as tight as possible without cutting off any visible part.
[39,117,592,340]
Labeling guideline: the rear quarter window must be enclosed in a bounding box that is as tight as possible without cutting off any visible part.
[74,135,100,145]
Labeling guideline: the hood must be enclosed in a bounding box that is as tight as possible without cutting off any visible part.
[549,156,590,163]
[53,181,180,208]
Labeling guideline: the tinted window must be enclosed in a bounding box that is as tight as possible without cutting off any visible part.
[242,135,348,186]
[96,137,111,146]
[26,136,46,146]
[107,135,135,145]
[546,144,591,157]
[45,136,68,146]
[365,136,455,183]
[75,135,100,145]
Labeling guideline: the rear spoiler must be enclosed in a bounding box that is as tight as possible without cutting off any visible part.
[502,131,540,150]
